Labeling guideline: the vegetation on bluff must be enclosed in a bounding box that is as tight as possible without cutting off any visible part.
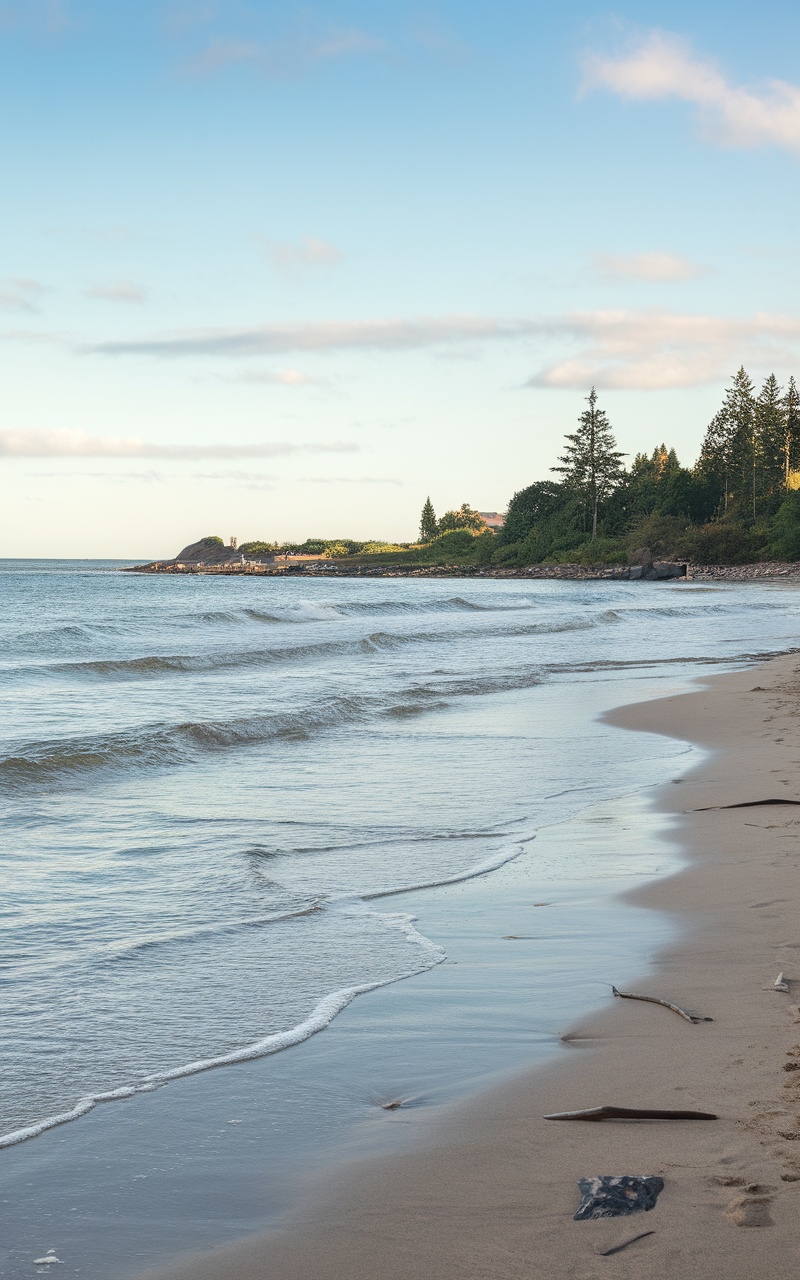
[204,370,800,569]
[491,369,800,567]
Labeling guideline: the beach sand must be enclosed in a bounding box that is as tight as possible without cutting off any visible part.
[139,652,800,1279]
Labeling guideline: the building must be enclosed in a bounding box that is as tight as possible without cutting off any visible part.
[478,511,505,531]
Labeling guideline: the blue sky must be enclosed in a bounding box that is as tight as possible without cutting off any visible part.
[5,0,800,555]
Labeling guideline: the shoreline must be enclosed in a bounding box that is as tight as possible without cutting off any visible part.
[140,651,800,1279]
[121,560,800,581]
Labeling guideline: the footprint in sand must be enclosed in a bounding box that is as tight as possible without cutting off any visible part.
[723,1190,774,1227]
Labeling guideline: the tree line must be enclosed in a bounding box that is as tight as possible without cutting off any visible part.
[417,369,800,567]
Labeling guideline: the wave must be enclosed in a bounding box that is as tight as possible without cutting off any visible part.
[0,695,377,786]
[0,907,446,1152]
[176,595,539,629]
[12,612,618,682]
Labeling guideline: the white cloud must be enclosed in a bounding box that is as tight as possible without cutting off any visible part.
[258,235,343,274]
[526,309,800,389]
[596,251,709,281]
[78,307,800,388]
[86,315,542,358]
[583,30,800,152]
[0,429,359,458]
[188,26,386,77]
[85,280,147,304]
[0,278,45,312]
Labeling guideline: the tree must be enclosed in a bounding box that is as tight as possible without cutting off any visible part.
[781,376,800,488]
[551,387,625,539]
[419,496,438,542]
[724,367,757,518]
[500,480,565,544]
[698,368,757,515]
[437,503,485,533]
[756,372,785,498]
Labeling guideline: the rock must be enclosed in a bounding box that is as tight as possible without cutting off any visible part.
[574,1175,664,1221]
[645,562,687,580]
[172,537,238,566]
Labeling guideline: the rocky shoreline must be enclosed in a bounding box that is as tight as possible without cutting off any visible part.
[122,559,800,582]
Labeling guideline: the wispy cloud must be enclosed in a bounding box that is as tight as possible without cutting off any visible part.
[231,367,331,387]
[188,25,386,78]
[0,429,359,458]
[85,315,543,359]
[257,235,343,274]
[583,30,800,152]
[0,0,69,34]
[300,476,402,485]
[526,309,800,389]
[85,280,147,304]
[29,467,279,490]
[0,278,46,312]
[596,251,709,281]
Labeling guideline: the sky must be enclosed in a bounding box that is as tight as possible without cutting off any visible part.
[5,0,800,556]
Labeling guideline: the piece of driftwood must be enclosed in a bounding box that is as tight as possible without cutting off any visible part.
[775,972,790,992]
[545,1105,717,1122]
[612,984,713,1024]
[694,798,800,811]
[600,1230,655,1256]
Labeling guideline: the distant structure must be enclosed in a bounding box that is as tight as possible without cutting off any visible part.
[229,536,237,549]
[479,511,505,531]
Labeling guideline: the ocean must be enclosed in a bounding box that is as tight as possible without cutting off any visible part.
[2,561,799,1276]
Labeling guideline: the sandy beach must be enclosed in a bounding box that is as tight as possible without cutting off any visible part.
[138,649,800,1280]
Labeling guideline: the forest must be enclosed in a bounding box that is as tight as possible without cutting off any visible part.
[418,368,800,567]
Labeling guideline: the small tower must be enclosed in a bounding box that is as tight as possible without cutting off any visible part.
[229,536,237,550]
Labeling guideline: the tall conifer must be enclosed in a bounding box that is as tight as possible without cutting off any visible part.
[551,387,625,540]
[419,496,438,541]
[781,376,800,488]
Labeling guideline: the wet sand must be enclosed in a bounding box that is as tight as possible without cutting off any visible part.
[140,652,800,1279]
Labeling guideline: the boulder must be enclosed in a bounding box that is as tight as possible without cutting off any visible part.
[172,537,238,566]
[645,561,687,580]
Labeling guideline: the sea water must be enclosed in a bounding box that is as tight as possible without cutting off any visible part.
[2,563,800,1270]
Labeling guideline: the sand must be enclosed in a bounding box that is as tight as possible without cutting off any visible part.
[139,652,800,1279]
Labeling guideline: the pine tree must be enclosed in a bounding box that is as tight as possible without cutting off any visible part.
[551,387,625,540]
[756,373,785,498]
[698,408,735,511]
[699,368,757,515]
[419,496,438,542]
[781,376,800,488]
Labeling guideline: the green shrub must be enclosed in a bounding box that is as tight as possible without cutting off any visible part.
[678,521,761,564]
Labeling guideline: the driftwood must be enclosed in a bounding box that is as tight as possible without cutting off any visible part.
[600,1231,655,1256]
[544,1105,717,1122]
[694,798,800,811]
[775,972,790,993]
[612,984,713,1024]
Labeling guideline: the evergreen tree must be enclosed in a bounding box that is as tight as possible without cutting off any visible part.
[551,387,625,539]
[781,376,800,488]
[419,496,438,541]
[725,366,757,517]
[699,368,757,514]
[698,408,735,511]
[756,372,785,497]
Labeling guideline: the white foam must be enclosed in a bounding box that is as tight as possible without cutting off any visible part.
[361,836,534,901]
[0,841,529,1152]
[0,907,446,1151]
